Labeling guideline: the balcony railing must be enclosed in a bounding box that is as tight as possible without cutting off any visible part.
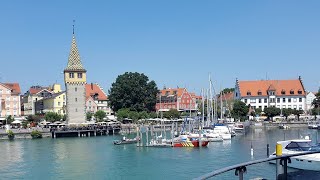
[194,150,320,180]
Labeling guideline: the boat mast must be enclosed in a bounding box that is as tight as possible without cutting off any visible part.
[202,89,205,129]
[220,88,223,121]
[206,89,210,127]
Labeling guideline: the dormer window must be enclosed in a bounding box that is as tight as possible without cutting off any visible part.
[247,91,251,96]
[281,90,286,95]
[290,90,294,95]
[257,90,262,96]
[298,90,302,95]
[173,91,177,95]
[268,91,275,96]
[69,73,74,78]
[165,91,169,96]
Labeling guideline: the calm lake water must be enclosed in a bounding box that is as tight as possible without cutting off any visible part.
[0,127,319,180]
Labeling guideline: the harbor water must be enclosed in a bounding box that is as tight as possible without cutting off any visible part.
[0,127,319,179]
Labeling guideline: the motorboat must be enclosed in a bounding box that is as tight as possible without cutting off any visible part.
[269,139,320,171]
[203,129,223,142]
[113,137,139,145]
[172,135,209,147]
[308,122,318,129]
[213,125,232,140]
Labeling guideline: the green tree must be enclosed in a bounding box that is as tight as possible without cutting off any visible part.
[27,115,41,123]
[163,109,181,119]
[282,108,293,120]
[7,130,14,140]
[255,108,262,116]
[221,88,235,94]
[231,100,249,121]
[264,107,281,121]
[31,130,42,139]
[292,109,304,121]
[116,108,130,121]
[149,112,157,118]
[128,111,140,122]
[139,111,149,120]
[94,110,106,122]
[86,112,94,121]
[45,112,62,122]
[108,72,158,112]
[5,115,14,124]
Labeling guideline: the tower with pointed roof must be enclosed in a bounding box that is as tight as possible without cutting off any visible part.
[64,26,87,124]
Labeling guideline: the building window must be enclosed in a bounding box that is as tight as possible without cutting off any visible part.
[247,91,251,96]
[258,99,262,103]
[277,105,280,108]
[299,105,302,110]
[78,73,82,78]
[288,105,292,109]
[288,98,291,103]
[282,105,286,109]
[283,98,286,103]
[75,108,78,112]
[290,90,294,95]
[281,90,286,95]
[75,98,78,102]
[244,99,247,103]
[69,73,74,78]
[269,91,275,96]
[298,90,302,95]
[299,98,302,102]
[58,102,61,106]
[270,98,275,103]
[277,98,280,103]
[250,99,256,103]
[259,106,262,109]
[75,87,77,92]
[173,91,177,95]
[293,105,297,110]
[257,91,262,96]
[264,98,267,103]
[0,89,2,94]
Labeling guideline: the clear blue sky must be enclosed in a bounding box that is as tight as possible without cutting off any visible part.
[0,1,319,94]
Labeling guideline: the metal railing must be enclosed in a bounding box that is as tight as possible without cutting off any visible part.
[194,150,320,180]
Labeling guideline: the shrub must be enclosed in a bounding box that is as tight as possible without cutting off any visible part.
[31,130,42,139]
[7,130,14,140]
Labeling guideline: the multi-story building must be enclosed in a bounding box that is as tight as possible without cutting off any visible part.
[0,83,21,118]
[35,84,66,115]
[64,29,87,124]
[155,88,200,112]
[85,83,112,115]
[234,77,306,112]
[23,85,53,115]
[306,91,318,112]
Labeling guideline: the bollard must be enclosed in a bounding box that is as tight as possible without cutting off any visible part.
[276,143,283,180]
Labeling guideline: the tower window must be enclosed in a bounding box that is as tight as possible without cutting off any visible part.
[75,98,78,102]
[76,108,78,112]
[78,73,82,78]
[75,87,77,92]
[69,73,74,78]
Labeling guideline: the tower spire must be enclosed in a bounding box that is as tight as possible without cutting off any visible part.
[73,20,75,34]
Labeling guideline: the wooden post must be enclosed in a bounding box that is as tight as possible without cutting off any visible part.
[136,126,140,147]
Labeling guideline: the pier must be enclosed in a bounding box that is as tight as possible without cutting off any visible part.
[51,126,121,138]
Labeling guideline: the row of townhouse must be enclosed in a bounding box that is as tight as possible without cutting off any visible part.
[234,77,318,113]
[0,82,112,121]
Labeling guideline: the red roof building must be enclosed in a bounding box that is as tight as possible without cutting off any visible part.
[155,88,200,112]
[234,77,307,111]
[85,83,112,115]
[0,83,21,117]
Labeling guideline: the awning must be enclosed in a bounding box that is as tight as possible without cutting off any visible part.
[11,120,22,124]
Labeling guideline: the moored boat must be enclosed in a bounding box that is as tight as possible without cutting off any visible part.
[269,139,320,171]
[113,138,139,145]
